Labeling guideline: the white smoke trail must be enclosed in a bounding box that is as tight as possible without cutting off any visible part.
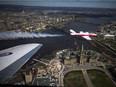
[0,32,63,40]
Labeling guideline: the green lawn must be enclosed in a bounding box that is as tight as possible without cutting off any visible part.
[64,71,87,87]
[87,69,116,87]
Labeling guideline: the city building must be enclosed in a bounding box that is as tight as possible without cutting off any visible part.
[79,45,100,64]
[80,55,88,64]
[89,57,98,63]
[64,58,77,65]
[37,66,47,77]
[104,34,115,39]
[24,70,33,84]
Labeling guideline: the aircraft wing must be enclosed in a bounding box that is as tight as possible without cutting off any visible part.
[0,43,42,83]
[82,36,92,40]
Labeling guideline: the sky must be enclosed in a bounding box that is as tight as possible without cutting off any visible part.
[0,0,116,8]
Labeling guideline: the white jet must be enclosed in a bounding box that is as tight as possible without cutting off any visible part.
[70,29,97,40]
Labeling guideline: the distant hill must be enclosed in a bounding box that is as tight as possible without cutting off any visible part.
[0,4,116,15]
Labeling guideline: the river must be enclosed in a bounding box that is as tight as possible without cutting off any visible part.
[0,16,116,59]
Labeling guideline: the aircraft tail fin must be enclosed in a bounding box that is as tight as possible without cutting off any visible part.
[70,29,76,35]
